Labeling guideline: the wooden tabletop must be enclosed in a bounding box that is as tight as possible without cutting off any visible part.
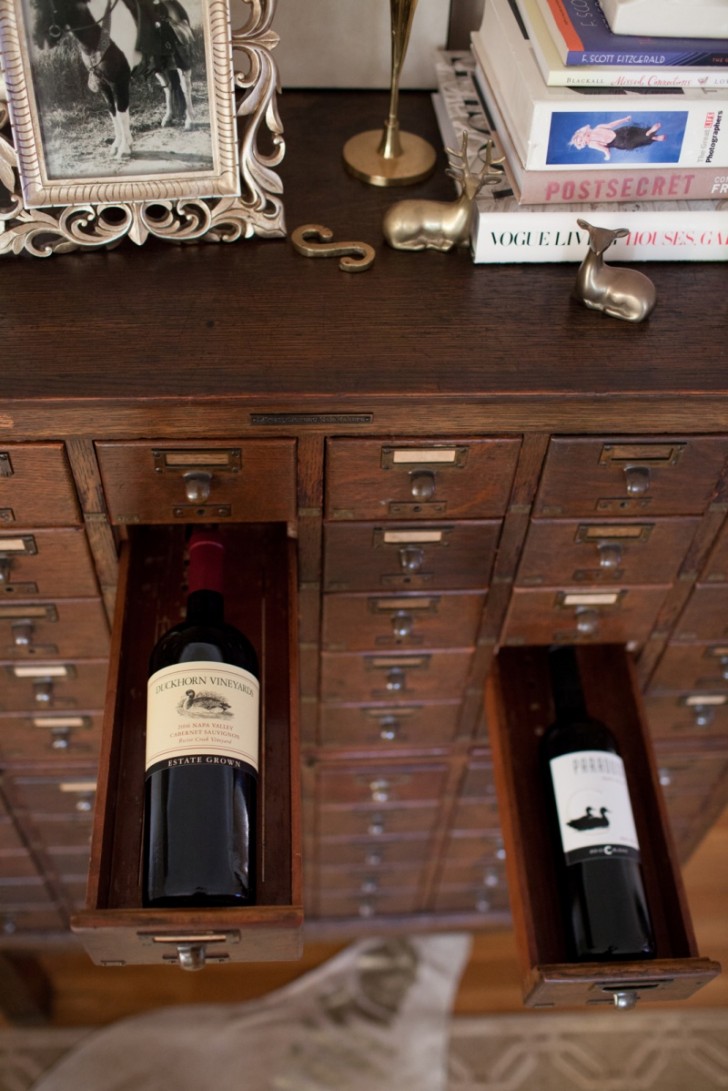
[2,91,728,418]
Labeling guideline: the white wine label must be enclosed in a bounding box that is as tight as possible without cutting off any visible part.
[549,750,640,865]
[146,661,259,777]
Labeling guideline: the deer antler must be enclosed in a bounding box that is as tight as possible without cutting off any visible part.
[445,132,505,194]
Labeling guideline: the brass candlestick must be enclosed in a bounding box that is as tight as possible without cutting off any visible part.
[342,0,437,186]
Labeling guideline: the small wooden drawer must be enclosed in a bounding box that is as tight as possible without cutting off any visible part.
[0,528,98,597]
[315,888,421,919]
[5,774,97,817]
[0,711,103,763]
[699,519,728,582]
[644,693,728,738]
[0,849,41,880]
[318,863,424,894]
[0,599,109,659]
[325,437,520,521]
[318,802,439,838]
[438,852,507,889]
[318,834,430,868]
[0,878,50,906]
[449,798,502,830]
[501,586,668,647]
[516,518,699,586]
[533,437,728,518]
[458,755,497,798]
[323,521,501,592]
[651,643,728,693]
[321,590,486,650]
[432,882,511,915]
[320,649,473,702]
[0,660,109,712]
[319,700,461,748]
[72,524,303,968]
[487,645,720,1007]
[24,814,93,851]
[96,440,297,526]
[672,585,728,642]
[655,749,728,799]
[0,444,81,527]
[317,762,448,806]
[0,906,67,936]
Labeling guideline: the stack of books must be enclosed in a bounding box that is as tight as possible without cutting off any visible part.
[432,0,728,262]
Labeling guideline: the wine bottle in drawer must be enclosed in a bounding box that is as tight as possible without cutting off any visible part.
[542,646,655,961]
[143,528,260,907]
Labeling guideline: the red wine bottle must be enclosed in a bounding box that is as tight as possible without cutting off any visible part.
[143,529,259,907]
[541,646,655,961]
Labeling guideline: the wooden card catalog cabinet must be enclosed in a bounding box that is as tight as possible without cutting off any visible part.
[72,523,302,968]
[486,645,720,1008]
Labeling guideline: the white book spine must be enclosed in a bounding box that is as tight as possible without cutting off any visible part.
[475,0,728,171]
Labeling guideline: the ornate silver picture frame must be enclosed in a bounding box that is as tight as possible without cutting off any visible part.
[0,0,284,255]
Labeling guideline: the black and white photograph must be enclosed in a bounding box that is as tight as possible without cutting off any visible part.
[0,0,241,207]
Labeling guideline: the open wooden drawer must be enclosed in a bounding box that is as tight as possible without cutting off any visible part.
[72,524,302,968]
[486,644,720,1008]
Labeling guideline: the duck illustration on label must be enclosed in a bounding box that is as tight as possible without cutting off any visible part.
[550,750,640,865]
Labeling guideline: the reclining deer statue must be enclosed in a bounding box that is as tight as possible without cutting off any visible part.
[383,132,504,252]
[574,219,656,322]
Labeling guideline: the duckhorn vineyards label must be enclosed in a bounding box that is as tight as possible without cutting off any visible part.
[549,749,641,865]
[145,661,259,777]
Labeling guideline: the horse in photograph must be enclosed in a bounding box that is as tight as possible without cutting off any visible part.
[31,0,195,159]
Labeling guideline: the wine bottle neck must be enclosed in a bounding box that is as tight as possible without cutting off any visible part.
[186,589,225,625]
[549,646,589,721]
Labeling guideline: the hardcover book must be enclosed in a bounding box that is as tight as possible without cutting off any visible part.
[474,0,728,171]
[539,0,728,66]
[598,0,728,43]
[430,55,728,263]
[516,0,728,88]
[434,50,728,204]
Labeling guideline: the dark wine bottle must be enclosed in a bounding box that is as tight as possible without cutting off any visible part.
[541,645,656,961]
[143,528,259,907]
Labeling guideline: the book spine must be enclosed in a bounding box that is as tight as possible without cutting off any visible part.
[471,212,728,262]
[541,0,728,67]
[473,19,728,171]
[544,69,728,89]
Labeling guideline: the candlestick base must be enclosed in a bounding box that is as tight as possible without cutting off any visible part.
[343,127,437,187]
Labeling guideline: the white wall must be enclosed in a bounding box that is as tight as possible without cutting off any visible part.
[272,0,449,90]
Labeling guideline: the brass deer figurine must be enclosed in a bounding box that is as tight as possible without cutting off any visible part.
[382,133,504,252]
[574,219,656,322]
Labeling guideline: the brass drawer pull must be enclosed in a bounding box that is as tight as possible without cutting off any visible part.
[624,465,651,496]
[575,607,600,635]
[370,779,390,803]
[12,620,34,648]
[399,546,424,572]
[183,471,212,503]
[598,543,622,570]
[410,471,436,500]
[379,715,400,741]
[0,559,10,584]
[391,611,413,638]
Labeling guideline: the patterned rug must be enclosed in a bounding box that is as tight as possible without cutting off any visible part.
[0,938,726,1091]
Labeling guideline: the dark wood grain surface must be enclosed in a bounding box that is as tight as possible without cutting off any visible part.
[3,92,727,411]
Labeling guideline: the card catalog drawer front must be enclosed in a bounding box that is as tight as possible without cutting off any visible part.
[320,649,473,702]
[318,802,439,838]
[0,599,109,659]
[432,883,510,915]
[0,529,98,597]
[533,437,728,517]
[458,756,497,799]
[315,888,421,919]
[6,773,97,817]
[24,814,94,851]
[651,643,728,693]
[442,831,506,866]
[0,848,41,880]
[450,797,507,831]
[325,437,520,520]
[656,750,728,796]
[321,590,486,650]
[438,853,507,889]
[324,522,501,592]
[319,700,461,747]
[0,660,108,712]
[318,763,448,806]
[0,445,81,527]
[645,693,728,738]
[96,440,296,524]
[501,587,668,647]
[0,711,103,763]
[318,863,424,894]
[319,835,431,868]
[0,878,50,906]
[701,521,728,582]
[673,585,728,642]
[0,905,67,935]
[516,517,699,586]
